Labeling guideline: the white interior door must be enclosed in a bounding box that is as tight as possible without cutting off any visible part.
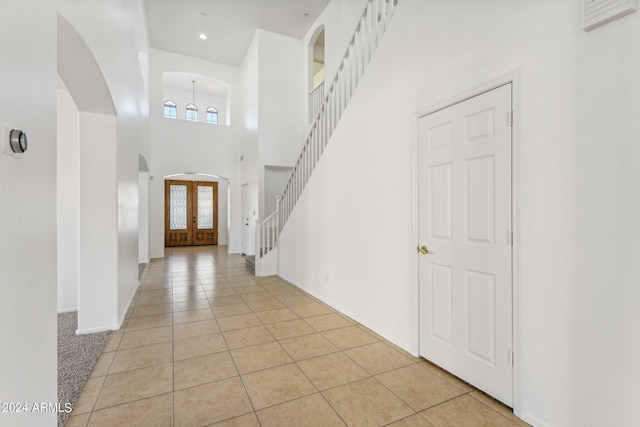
[241,184,250,255]
[418,83,513,406]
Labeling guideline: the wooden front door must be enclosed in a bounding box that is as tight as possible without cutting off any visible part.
[165,180,218,247]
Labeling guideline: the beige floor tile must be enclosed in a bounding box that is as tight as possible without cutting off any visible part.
[174,351,238,390]
[173,308,215,324]
[173,318,220,340]
[255,308,299,324]
[233,284,266,294]
[174,333,228,360]
[322,325,379,350]
[217,313,262,332]
[134,294,172,307]
[131,302,172,318]
[279,333,339,361]
[108,342,173,374]
[88,393,173,427]
[267,287,304,298]
[290,302,334,317]
[210,412,261,427]
[89,351,115,378]
[468,391,531,427]
[137,289,172,299]
[141,281,172,290]
[278,295,317,307]
[386,414,435,427]
[172,286,206,296]
[94,363,173,410]
[322,377,414,427]
[210,295,246,307]
[239,291,272,302]
[298,352,370,391]
[246,298,286,312]
[304,313,355,331]
[172,292,207,303]
[72,376,105,414]
[125,313,172,331]
[173,298,212,312]
[102,332,123,352]
[174,377,253,427]
[256,393,346,427]
[65,413,91,427]
[421,394,518,427]
[213,303,253,318]
[223,325,275,350]
[376,364,466,411]
[231,341,293,374]
[203,286,238,298]
[118,326,172,350]
[265,319,315,340]
[345,341,415,375]
[419,360,475,393]
[241,363,317,410]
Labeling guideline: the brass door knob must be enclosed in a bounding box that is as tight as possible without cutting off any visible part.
[418,245,430,254]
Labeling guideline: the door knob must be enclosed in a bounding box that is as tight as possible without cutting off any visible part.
[417,245,430,255]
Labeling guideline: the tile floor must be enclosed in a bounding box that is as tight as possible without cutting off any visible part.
[66,245,530,427]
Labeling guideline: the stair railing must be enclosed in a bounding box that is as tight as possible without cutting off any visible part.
[257,0,398,260]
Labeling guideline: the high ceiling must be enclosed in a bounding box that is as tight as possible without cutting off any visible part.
[144,0,332,66]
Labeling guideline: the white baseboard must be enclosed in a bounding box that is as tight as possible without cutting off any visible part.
[57,307,78,314]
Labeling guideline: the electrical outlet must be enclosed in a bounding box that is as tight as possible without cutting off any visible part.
[1,122,22,159]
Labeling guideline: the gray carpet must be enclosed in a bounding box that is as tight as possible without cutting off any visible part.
[58,312,110,427]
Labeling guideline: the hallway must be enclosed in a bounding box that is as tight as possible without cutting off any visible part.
[67,246,528,426]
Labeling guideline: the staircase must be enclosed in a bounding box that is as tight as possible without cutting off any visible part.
[255,0,399,276]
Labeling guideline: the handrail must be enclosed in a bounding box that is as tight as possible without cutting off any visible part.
[257,0,398,262]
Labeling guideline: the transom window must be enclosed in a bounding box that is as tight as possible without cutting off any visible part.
[186,103,198,122]
[206,106,218,125]
[163,100,177,119]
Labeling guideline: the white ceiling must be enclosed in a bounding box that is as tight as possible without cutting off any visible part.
[144,0,331,66]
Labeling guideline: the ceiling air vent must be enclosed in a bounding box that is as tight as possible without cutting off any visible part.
[583,0,638,31]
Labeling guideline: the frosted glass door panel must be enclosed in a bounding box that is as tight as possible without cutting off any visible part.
[169,185,188,230]
[197,186,214,229]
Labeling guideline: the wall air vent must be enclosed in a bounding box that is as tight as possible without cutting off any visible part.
[583,0,638,31]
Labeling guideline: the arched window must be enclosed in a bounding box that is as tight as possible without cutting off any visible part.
[163,100,177,119]
[185,103,198,121]
[206,106,218,124]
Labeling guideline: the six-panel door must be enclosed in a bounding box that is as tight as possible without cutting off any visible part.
[418,84,513,406]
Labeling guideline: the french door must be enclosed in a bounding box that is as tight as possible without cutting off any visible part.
[165,180,218,247]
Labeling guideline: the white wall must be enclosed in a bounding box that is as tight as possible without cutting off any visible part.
[138,164,150,264]
[279,1,640,426]
[57,82,80,313]
[0,1,58,425]
[78,112,119,331]
[264,166,293,216]
[149,49,243,257]
[256,30,307,216]
[239,34,260,255]
[58,0,150,332]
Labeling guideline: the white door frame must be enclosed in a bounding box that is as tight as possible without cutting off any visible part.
[411,70,523,417]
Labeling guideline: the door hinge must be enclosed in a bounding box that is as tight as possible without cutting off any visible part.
[507,111,513,126]
[508,349,514,366]
[507,230,513,245]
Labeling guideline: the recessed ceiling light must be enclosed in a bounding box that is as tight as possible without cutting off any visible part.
[199,33,207,40]
[303,13,309,18]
